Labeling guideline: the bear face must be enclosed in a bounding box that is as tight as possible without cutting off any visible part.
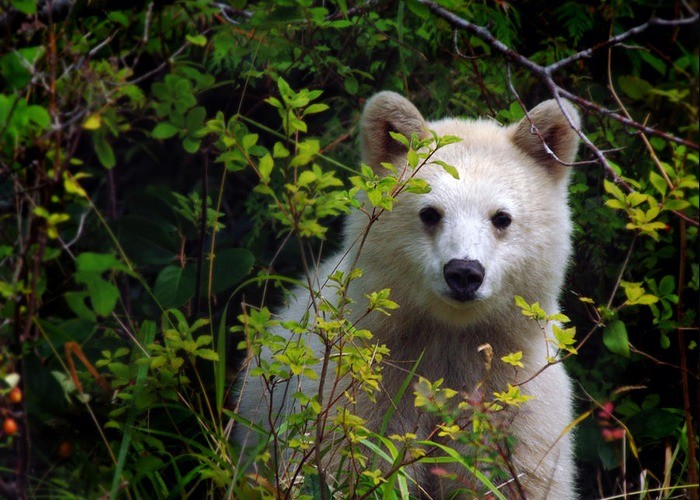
[346,93,581,329]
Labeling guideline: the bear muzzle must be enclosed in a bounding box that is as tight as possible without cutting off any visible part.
[443,259,485,302]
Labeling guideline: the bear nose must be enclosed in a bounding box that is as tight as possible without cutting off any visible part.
[443,259,485,301]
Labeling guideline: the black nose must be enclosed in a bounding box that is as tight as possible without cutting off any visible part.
[443,259,485,301]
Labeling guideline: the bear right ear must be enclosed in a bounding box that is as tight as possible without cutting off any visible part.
[511,99,581,181]
[360,91,429,170]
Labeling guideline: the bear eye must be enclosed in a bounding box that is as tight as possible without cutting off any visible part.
[419,206,442,227]
[492,211,512,230]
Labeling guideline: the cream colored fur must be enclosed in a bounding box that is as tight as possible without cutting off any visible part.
[235,92,581,499]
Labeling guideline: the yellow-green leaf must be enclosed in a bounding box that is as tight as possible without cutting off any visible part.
[501,351,524,368]
[258,154,273,183]
[186,34,207,46]
[83,114,102,130]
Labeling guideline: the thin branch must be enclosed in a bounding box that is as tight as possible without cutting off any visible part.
[209,2,253,24]
[505,64,601,168]
[546,12,699,73]
[418,0,699,151]
[126,39,192,85]
[557,88,699,151]
[419,0,543,74]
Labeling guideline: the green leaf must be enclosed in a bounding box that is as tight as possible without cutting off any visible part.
[639,51,667,75]
[552,330,577,356]
[83,114,102,130]
[186,106,206,130]
[406,178,431,194]
[241,133,258,150]
[76,252,130,274]
[343,75,358,95]
[273,141,290,158]
[407,0,430,18]
[13,0,38,14]
[195,348,219,361]
[93,133,116,169]
[26,105,51,130]
[388,131,409,149]
[152,122,180,139]
[64,291,97,322]
[627,192,647,207]
[663,199,690,211]
[649,171,668,196]
[75,273,119,317]
[628,409,682,440]
[605,199,625,210]
[195,335,213,347]
[154,266,196,309]
[297,169,317,187]
[406,149,419,168]
[186,34,207,46]
[0,55,29,90]
[431,160,459,179]
[290,139,320,167]
[604,179,626,203]
[182,136,201,153]
[265,96,282,110]
[302,103,329,116]
[277,77,293,100]
[108,362,131,381]
[658,275,675,296]
[603,320,629,358]
[258,154,273,183]
[501,351,524,368]
[631,294,659,305]
[617,75,652,101]
[514,295,530,310]
[114,216,178,266]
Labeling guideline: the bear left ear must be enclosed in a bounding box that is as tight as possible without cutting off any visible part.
[360,91,429,171]
[511,99,581,180]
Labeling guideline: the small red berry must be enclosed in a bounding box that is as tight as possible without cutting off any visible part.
[58,440,73,459]
[8,387,22,404]
[3,418,18,435]
[598,401,614,419]
[601,427,625,442]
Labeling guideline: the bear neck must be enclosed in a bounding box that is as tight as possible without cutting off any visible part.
[352,305,555,397]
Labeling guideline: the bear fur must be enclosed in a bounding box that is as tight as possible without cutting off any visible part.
[234,92,581,499]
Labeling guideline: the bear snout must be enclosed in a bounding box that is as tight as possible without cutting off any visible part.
[443,259,485,301]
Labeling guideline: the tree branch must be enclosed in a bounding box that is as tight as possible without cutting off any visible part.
[419,0,699,152]
[546,10,699,73]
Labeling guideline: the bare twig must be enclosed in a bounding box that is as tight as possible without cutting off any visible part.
[546,12,699,73]
[418,0,699,152]
[210,2,253,24]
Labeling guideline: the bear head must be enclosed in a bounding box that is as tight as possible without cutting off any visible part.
[345,92,581,328]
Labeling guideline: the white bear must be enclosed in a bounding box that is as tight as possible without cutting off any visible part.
[234,92,581,499]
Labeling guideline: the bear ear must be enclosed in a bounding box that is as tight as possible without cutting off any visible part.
[511,99,581,180]
[360,91,429,170]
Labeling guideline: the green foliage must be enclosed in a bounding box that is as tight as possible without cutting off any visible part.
[0,0,697,498]
[515,295,578,360]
